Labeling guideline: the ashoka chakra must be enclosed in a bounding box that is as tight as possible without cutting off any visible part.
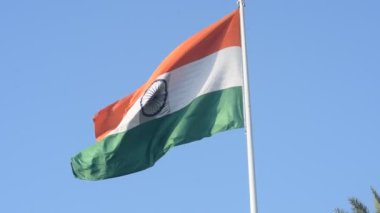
[140,79,168,117]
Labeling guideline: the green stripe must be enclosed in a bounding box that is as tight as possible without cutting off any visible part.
[71,87,243,180]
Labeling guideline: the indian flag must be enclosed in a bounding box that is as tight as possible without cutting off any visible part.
[71,9,244,180]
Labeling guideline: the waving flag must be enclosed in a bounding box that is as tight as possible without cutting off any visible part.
[71,9,243,180]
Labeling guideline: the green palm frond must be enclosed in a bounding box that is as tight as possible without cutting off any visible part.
[335,208,349,213]
[371,187,380,213]
[349,197,369,213]
[336,187,380,213]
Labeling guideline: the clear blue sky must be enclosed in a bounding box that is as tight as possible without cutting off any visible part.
[1,0,379,212]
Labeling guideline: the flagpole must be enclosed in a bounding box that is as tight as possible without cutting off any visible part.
[237,1,258,213]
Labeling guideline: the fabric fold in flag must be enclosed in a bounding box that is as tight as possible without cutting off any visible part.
[71,9,244,180]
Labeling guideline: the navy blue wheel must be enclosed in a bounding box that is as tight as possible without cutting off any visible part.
[140,79,168,117]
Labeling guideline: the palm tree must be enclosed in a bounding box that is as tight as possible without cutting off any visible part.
[335,187,380,213]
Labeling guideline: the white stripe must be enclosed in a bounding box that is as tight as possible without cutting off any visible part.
[107,46,243,137]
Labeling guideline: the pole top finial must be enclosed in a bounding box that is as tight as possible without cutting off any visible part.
[237,0,246,7]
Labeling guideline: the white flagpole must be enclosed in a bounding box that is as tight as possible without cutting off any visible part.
[237,1,258,213]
